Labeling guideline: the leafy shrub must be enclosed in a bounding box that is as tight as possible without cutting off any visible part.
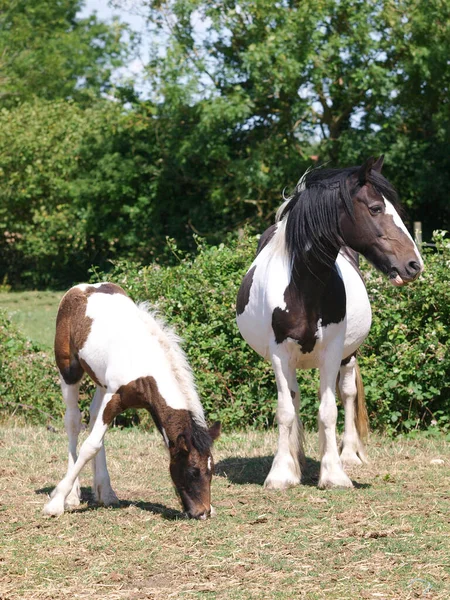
[359,231,450,434]
[95,231,450,434]
[0,311,93,424]
[3,231,448,435]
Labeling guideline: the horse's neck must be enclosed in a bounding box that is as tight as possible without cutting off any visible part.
[289,251,339,308]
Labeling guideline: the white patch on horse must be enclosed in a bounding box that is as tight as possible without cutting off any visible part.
[384,198,423,266]
[207,456,212,472]
[161,427,170,447]
[79,294,206,426]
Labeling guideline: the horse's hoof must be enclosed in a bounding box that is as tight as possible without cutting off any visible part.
[318,473,353,490]
[340,452,363,468]
[95,485,120,507]
[264,476,299,490]
[43,498,65,517]
[64,494,81,510]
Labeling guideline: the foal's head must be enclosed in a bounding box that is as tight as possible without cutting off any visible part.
[340,156,423,285]
[169,421,221,520]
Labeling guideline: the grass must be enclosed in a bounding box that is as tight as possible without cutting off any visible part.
[0,291,63,348]
[0,425,449,599]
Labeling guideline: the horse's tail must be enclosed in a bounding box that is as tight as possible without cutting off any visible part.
[354,359,369,440]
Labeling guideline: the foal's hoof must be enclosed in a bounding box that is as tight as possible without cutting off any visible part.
[43,498,65,517]
[64,494,81,510]
[95,485,120,507]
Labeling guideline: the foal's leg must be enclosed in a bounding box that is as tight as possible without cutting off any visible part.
[60,378,82,509]
[318,341,353,489]
[89,387,119,506]
[44,393,113,516]
[265,343,305,490]
[339,356,368,467]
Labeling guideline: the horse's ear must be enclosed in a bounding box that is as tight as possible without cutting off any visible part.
[209,421,221,442]
[175,433,191,455]
[358,156,376,186]
[372,155,384,173]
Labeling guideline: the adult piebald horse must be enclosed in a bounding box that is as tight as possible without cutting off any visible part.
[236,157,423,490]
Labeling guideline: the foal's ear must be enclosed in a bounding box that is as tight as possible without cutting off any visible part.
[372,155,384,173]
[175,433,192,455]
[358,156,376,186]
[209,421,221,442]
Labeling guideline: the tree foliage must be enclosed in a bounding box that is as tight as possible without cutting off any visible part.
[0,0,448,288]
[0,0,129,107]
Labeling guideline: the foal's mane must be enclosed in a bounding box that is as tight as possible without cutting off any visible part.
[275,165,399,269]
[137,303,208,433]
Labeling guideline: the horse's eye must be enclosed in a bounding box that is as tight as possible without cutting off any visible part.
[369,205,383,215]
[190,468,201,479]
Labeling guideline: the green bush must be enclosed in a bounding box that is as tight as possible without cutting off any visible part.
[96,231,450,434]
[0,311,61,423]
[3,231,449,435]
[0,311,94,424]
[359,230,450,434]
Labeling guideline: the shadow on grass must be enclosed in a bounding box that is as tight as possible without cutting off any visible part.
[35,486,184,520]
[215,455,371,489]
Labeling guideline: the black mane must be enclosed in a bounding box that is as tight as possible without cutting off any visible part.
[190,414,213,454]
[280,165,399,270]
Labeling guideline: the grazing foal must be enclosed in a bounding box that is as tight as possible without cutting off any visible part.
[237,157,423,490]
[44,283,220,519]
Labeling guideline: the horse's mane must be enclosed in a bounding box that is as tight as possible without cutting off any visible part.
[275,166,399,269]
[137,303,208,435]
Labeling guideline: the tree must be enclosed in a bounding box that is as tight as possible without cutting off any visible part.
[0,0,130,107]
[140,0,449,236]
[0,99,161,287]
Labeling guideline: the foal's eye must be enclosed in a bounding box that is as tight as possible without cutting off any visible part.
[369,204,383,215]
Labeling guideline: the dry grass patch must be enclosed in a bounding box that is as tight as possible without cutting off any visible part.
[0,425,449,599]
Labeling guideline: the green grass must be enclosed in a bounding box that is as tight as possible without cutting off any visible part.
[0,426,449,599]
[0,291,63,348]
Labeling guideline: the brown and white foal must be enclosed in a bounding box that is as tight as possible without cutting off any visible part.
[44,282,220,519]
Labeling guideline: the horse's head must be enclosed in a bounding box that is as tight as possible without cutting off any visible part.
[169,421,221,520]
[341,156,423,285]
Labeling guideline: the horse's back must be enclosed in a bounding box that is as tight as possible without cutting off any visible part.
[55,283,175,393]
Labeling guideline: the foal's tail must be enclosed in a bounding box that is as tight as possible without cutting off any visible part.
[354,360,369,440]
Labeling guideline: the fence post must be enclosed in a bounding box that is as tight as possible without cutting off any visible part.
[414,221,422,248]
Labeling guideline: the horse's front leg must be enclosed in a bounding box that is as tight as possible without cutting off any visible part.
[44,393,112,517]
[318,340,353,489]
[89,387,119,507]
[339,356,369,468]
[265,343,305,490]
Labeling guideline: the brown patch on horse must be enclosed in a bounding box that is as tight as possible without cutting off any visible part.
[103,376,216,518]
[55,283,128,386]
[236,266,256,316]
[272,263,345,352]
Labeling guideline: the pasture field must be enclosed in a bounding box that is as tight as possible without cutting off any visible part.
[0,426,449,599]
[0,291,63,349]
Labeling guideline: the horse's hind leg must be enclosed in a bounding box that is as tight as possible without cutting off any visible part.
[59,378,82,509]
[338,356,369,467]
[265,343,305,490]
[89,387,119,506]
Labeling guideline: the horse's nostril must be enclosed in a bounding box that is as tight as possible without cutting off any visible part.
[408,260,421,274]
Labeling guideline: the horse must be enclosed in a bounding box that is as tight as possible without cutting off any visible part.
[236,156,423,490]
[44,282,221,519]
